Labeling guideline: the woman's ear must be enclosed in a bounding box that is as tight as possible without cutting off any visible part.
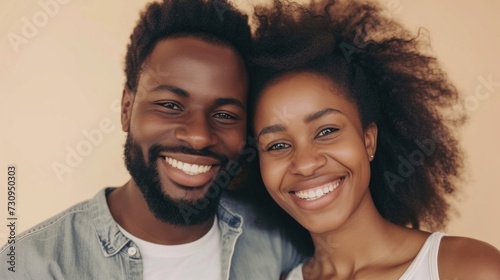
[121,87,135,132]
[364,123,378,161]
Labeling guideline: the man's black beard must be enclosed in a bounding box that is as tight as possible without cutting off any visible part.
[124,133,229,226]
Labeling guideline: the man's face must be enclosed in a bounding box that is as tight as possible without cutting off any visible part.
[121,37,248,226]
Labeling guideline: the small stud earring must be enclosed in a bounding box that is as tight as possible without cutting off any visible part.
[370,155,374,160]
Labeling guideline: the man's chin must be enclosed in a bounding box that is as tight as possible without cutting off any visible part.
[161,185,211,202]
[147,184,222,226]
[157,173,216,202]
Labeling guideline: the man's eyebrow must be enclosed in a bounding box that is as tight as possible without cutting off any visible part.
[257,124,287,140]
[214,98,246,110]
[304,108,341,123]
[150,84,189,97]
[148,87,245,109]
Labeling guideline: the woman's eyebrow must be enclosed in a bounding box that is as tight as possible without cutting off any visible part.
[257,108,342,140]
[303,108,341,123]
[257,124,287,140]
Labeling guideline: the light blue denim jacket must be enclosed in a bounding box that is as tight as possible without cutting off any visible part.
[0,188,306,280]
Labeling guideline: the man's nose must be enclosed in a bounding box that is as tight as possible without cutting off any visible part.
[174,112,218,150]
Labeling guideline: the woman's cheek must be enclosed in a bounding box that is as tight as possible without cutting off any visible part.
[259,155,281,193]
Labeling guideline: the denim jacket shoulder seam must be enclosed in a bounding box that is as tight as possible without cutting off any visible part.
[4,200,92,249]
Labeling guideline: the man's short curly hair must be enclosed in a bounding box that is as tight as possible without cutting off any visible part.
[250,0,467,230]
[124,0,251,92]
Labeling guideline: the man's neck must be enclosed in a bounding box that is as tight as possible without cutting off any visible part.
[107,180,215,245]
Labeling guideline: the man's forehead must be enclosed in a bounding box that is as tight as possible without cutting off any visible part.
[135,37,248,102]
[147,36,239,65]
[139,37,245,83]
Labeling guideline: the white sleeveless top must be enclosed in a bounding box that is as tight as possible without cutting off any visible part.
[286,232,444,280]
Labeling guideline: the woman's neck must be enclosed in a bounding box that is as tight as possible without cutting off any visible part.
[304,193,424,279]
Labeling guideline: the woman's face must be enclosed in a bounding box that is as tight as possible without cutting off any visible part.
[253,72,377,233]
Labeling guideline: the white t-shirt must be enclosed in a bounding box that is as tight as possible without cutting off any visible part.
[118,218,222,280]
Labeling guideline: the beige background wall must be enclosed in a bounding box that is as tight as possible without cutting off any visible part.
[1,0,499,249]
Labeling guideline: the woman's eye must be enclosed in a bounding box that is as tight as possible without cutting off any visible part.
[267,143,290,151]
[316,127,338,138]
[162,102,181,110]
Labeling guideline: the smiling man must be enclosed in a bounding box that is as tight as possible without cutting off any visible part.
[113,36,249,233]
[0,1,306,279]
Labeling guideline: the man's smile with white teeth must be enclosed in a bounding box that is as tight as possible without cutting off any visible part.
[164,156,213,176]
[292,178,344,201]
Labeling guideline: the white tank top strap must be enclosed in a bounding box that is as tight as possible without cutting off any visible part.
[399,231,445,280]
[285,232,445,280]
[285,262,304,280]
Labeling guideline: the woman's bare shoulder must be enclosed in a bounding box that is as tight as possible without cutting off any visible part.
[439,235,500,279]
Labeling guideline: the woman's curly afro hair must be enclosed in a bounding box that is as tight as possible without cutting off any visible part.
[250,0,467,231]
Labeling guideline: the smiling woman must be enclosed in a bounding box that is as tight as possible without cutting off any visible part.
[255,72,378,233]
[249,0,500,279]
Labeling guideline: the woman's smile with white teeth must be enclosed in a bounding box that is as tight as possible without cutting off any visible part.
[292,178,343,201]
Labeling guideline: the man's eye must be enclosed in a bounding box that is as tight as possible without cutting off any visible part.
[162,102,181,110]
[267,143,290,151]
[316,127,338,138]
[213,112,236,120]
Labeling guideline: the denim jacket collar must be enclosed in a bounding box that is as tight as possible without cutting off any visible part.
[91,188,244,257]
[91,188,130,257]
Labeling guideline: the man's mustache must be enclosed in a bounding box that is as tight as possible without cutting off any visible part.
[148,145,229,167]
